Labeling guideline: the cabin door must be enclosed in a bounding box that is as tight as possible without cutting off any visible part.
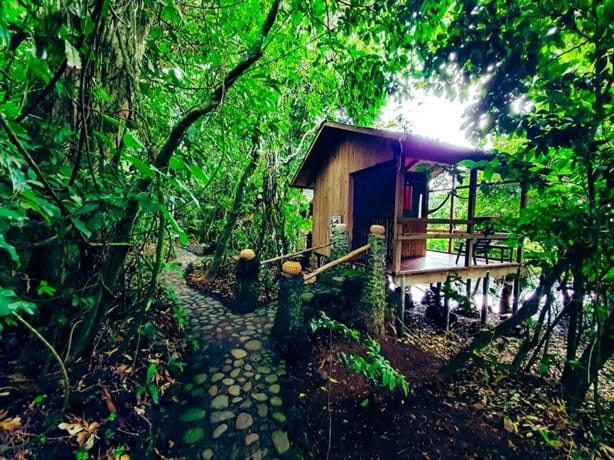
[351,162,396,262]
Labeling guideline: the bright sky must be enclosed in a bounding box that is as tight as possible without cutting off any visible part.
[379,90,475,148]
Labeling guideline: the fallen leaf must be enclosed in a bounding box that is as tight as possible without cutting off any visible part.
[503,417,517,433]
[58,422,83,436]
[0,415,21,432]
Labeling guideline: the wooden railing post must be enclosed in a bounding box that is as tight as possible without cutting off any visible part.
[358,225,387,336]
[234,249,260,313]
[272,261,309,359]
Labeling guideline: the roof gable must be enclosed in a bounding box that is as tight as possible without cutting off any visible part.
[292,121,490,188]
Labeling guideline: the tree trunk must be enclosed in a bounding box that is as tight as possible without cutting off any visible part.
[206,151,260,279]
[441,271,559,378]
[561,308,614,408]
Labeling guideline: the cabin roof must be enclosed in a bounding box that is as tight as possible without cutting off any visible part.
[292,121,491,188]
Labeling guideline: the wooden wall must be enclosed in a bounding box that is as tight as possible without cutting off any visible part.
[312,133,395,257]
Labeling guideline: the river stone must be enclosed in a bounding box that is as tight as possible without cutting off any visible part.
[245,339,262,351]
[256,366,270,374]
[272,412,286,424]
[239,336,250,342]
[211,372,224,383]
[233,359,244,368]
[252,392,267,402]
[208,385,218,396]
[270,396,283,406]
[210,410,235,423]
[235,412,253,430]
[210,395,229,410]
[245,433,260,446]
[228,385,241,396]
[212,423,228,439]
[232,396,243,404]
[265,374,278,383]
[269,384,280,394]
[201,448,214,460]
[242,381,253,392]
[183,427,205,444]
[230,368,241,378]
[245,363,253,371]
[271,430,290,455]
[230,348,247,359]
[222,378,234,386]
[193,373,208,385]
[239,399,252,410]
[179,407,207,423]
[257,404,268,417]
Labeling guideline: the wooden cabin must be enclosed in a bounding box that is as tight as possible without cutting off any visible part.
[292,121,523,293]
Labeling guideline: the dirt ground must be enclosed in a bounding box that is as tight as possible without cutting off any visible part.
[283,331,559,460]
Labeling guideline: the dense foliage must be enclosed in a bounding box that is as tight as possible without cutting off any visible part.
[1,0,612,456]
[403,0,614,412]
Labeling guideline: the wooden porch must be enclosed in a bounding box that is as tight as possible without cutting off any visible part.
[388,250,520,285]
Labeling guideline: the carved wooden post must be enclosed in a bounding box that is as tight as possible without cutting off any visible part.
[358,225,387,336]
[272,261,309,359]
[234,249,260,313]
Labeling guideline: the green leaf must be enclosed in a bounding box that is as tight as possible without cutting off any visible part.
[146,363,157,383]
[64,40,82,69]
[123,154,155,178]
[123,131,144,150]
[0,288,37,316]
[161,206,187,245]
[70,217,92,238]
[0,233,19,264]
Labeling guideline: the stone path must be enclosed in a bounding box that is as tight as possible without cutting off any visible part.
[162,248,291,459]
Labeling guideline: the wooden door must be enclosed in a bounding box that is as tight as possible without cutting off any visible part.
[351,161,396,261]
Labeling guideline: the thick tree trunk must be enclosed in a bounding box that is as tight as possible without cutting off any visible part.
[561,308,614,408]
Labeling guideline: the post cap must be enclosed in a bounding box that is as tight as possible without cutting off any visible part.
[281,260,302,276]
[370,224,385,235]
[334,223,347,233]
[239,249,256,260]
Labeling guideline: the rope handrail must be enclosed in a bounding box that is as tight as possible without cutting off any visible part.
[303,243,371,282]
[260,242,333,265]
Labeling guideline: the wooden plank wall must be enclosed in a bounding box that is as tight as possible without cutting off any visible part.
[401,221,427,256]
[312,133,394,257]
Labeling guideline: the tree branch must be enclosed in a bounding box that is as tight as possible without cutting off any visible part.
[152,0,281,176]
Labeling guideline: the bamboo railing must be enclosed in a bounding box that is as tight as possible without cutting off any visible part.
[260,242,333,265]
[303,243,371,282]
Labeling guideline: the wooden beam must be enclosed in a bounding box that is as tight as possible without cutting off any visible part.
[395,263,518,285]
[397,232,511,240]
[392,147,405,274]
[465,168,478,268]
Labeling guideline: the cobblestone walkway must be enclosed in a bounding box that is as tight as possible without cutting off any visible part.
[162,249,290,459]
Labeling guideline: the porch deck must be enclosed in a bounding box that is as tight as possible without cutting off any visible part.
[387,250,519,285]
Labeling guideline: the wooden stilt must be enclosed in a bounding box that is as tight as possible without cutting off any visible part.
[481,273,490,324]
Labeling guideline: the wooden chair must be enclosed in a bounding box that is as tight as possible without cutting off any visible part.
[455,237,491,264]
